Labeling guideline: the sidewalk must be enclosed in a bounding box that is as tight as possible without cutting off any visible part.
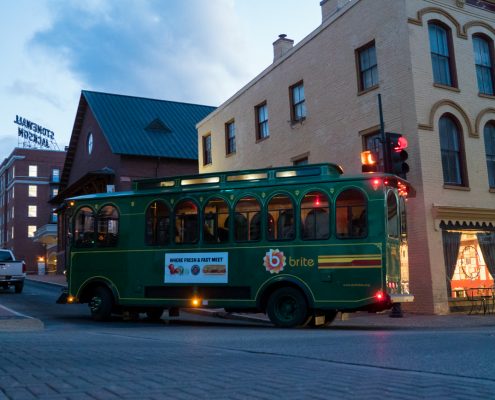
[4,273,495,330]
[0,273,66,332]
[0,303,44,332]
[26,273,67,286]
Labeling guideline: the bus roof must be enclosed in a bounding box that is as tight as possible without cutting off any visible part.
[66,163,415,201]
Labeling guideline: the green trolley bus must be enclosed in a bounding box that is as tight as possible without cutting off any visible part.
[59,163,414,327]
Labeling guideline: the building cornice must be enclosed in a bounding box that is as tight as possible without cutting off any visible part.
[0,155,25,177]
[432,204,495,221]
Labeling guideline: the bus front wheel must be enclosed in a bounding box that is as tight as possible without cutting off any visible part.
[266,287,309,328]
[89,287,113,321]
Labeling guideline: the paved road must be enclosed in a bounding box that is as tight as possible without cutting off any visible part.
[0,281,494,399]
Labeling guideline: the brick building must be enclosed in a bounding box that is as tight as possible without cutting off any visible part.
[53,90,216,272]
[0,148,65,273]
[197,0,495,313]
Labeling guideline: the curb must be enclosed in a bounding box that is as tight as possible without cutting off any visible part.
[0,304,44,332]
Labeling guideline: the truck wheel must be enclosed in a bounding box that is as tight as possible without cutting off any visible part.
[266,287,309,328]
[14,282,24,294]
[89,287,113,321]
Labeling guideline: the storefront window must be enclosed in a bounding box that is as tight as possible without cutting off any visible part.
[447,232,494,298]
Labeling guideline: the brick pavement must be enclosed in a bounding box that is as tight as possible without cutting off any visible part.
[0,327,494,400]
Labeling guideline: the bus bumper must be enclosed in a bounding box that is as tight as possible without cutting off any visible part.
[390,294,415,303]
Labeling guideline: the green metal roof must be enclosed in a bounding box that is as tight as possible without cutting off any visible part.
[82,90,216,159]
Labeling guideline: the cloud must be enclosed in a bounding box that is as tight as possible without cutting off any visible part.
[0,0,321,161]
[30,0,252,105]
[0,1,83,157]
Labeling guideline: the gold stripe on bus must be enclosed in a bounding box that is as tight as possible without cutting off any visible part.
[318,264,382,269]
[318,254,381,262]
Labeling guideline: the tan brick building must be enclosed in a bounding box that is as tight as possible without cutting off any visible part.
[197,0,495,313]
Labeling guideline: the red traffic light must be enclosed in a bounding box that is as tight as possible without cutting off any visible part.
[394,136,408,152]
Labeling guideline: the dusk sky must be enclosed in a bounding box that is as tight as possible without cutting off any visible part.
[0,0,321,161]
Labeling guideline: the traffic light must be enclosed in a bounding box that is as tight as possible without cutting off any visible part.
[387,133,409,179]
[361,150,378,173]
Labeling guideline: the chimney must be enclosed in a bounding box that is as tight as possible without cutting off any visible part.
[273,34,294,62]
[320,0,350,22]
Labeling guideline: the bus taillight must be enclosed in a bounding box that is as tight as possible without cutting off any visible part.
[371,178,381,190]
[375,291,386,301]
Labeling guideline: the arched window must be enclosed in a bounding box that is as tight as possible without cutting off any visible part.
[234,196,261,242]
[267,194,295,241]
[74,207,95,247]
[387,192,399,238]
[428,21,456,87]
[484,122,495,188]
[97,205,119,247]
[300,191,330,240]
[145,201,170,246]
[174,200,198,244]
[439,115,466,186]
[203,198,229,243]
[336,189,367,239]
[473,35,494,95]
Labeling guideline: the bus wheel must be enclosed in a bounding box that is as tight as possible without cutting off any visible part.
[267,287,308,328]
[89,287,113,321]
[146,308,164,321]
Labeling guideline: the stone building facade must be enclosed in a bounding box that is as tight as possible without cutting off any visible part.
[197,0,495,313]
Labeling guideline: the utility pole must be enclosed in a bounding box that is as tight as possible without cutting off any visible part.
[378,94,390,173]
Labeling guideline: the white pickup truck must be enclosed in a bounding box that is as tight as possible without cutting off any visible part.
[0,249,25,293]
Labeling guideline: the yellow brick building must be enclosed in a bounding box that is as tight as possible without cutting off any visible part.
[197,0,495,313]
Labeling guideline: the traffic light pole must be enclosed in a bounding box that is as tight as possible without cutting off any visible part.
[378,94,390,173]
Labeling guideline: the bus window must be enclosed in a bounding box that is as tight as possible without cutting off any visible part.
[234,196,261,242]
[387,192,399,238]
[175,200,199,244]
[203,198,229,243]
[145,201,170,245]
[336,189,367,239]
[74,207,95,248]
[267,194,295,240]
[97,205,119,247]
[301,191,330,240]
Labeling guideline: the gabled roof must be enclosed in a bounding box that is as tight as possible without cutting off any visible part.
[82,90,215,158]
[60,90,216,189]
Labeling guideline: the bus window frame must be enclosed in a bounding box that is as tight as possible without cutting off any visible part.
[233,194,262,243]
[202,195,231,244]
[174,198,200,244]
[73,205,96,248]
[334,187,368,240]
[300,189,331,241]
[386,190,400,239]
[144,199,172,246]
[266,191,296,242]
[96,203,120,248]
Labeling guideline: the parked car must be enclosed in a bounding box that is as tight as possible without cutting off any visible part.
[0,249,26,293]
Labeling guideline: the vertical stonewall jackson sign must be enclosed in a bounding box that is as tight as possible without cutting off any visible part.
[14,115,56,149]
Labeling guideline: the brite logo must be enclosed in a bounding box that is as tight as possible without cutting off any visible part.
[263,249,286,274]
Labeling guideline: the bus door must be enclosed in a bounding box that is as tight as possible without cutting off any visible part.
[385,191,402,295]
